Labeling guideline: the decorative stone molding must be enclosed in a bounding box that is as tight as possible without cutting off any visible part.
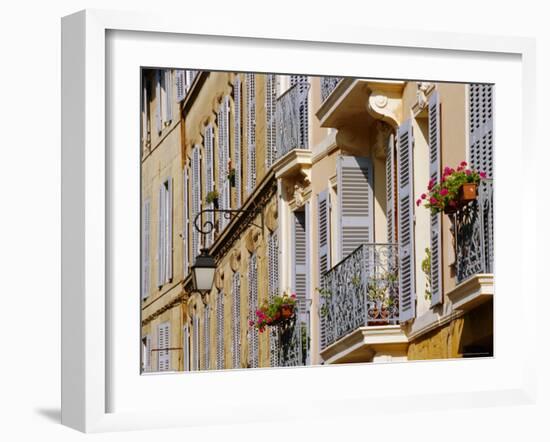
[373,121,393,160]
[265,201,279,233]
[244,229,260,254]
[415,82,435,113]
[335,126,368,156]
[214,267,225,290]
[229,249,241,272]
[366,89,402,129]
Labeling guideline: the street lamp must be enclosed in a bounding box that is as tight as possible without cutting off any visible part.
[190,248,216,295]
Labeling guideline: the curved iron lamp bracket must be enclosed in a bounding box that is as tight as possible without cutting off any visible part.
[193,207,264,235]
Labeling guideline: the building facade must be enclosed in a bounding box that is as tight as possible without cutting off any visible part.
[141,69,494,372]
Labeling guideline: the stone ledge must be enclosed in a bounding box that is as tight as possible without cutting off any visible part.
[273,149,312,180]
[447,273,494,312]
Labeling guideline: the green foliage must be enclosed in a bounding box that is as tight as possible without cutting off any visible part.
[249,292,297,333]
[421,247,432,301]
[205,190,219,204]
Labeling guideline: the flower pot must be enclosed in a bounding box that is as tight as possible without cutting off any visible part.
[281,305,294,319]
[459,183,477,202]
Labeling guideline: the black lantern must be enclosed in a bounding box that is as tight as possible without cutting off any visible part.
[191,248,216,294]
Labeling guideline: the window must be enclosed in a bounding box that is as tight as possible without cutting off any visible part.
[157,322,170,372]
[141,335,151,372]
[157,178,173,287]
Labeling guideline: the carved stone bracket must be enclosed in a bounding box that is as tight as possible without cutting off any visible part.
[265,201,279,233]
[366,89,402,129]
[373,121,393,160]
[415,82,435,114]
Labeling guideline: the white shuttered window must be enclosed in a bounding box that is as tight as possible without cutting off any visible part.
[233,77,243,207]
[157,322,170,372]
[157,179,173,287]
[232,272,241,368]
[247,254,259,368]
[216,291,225,370]
[141,199,151,299]
[246,73,256,195]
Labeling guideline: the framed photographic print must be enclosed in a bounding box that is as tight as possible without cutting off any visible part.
[62,9,536,433]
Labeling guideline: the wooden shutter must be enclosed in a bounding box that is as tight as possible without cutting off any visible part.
[232,272,241,368]
[157,322,170,371]
[293,211,307,314]
[164,70,173,122]
[317,190,331,280]
[428,91,442,306]
[233,76,242,207]
[202,306,210,370]
[141,199,151,299]
[192,313,200,371]
[157,184,165,287]
[183,167,189,278]
[268,230,280,367]
[246,73,256,195]
[166,178,173,282]
[247,255,259,368]
[397,119,416,322]
[265,74,278,167]
[386,134,397,244]
[204,126,214,246]
[155,70,161,133]
[183,324,190,371]
[337,155,373,261]
[176,70,185,102]
[290,75,309,148]
[192,145,202,263]
[216,291,225,370]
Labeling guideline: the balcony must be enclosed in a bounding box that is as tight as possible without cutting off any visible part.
[320,76,342,102]
[453,179,494,284]
[319,244,401,354]
[270,307,310,367]
[275,82,310,160]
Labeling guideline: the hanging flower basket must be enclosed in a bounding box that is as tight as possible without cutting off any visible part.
[281,304,294,319]
[249,292,297,333]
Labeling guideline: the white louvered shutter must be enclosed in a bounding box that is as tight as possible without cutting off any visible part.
[164,70,173,122]
[141,80,148,145]
[290,75,309,148]
[337,155,373,261]
[233,77,242,207]
[469,84,494,272]
[193,313,200,371]
[268,230,280,367]
[166,178,173,282]
[192,145,202,263]
[218,97,231,230]
[158,322,170,371]
[183,324,190,371]
[265,74,278,167]
[246,73,256,195]
[232,272,241,368]
[141,199,151,299]
[397,119,416,322]
[155,70,162,133]
[318,190,331,280]
[247,255,259,368]
[145,335,152,372]
[176,70,185,102]
[183,167,189,278]
[202,306,210,370]
[428,91,443,306]
[216,291,225,370]
[386,134,397,244]
[157,185,165,287]
[293,211,307,315]
[204,126,215,246]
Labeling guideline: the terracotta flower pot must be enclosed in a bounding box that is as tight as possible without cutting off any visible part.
[281,305,294,319]
[459,183,477,202]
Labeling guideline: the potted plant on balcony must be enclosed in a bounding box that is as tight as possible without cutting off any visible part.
[205,190,219,208]
[227,159,236,187]
[248,292,297,333]
[417,161,487,215]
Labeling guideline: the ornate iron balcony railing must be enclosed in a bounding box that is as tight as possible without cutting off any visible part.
[275,82,310,160]
[320,76,342,102]
[319,243,400,351]
[270,305,310,367]
[454,179,494,284]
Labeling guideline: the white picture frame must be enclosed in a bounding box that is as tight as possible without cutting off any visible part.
[61,9,537,433]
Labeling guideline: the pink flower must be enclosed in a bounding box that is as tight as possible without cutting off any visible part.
[428,178,436,190]
[443,167,452,176]
[248,320,254,327]
[291,293,297,299]
[480,171,487,179]
[460,161,468,167]
[429,197,438,205]
[440,188,449,196]
[465,170,472,176]
[421,193,427,199]
[416,199,422,207]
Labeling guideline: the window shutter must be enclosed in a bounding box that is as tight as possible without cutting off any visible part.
[141,199,151,299]
[176,70,185,102]
[428,91,443,306]
[265,74,278,167]
[216,291,225,370]
[246,73,256,195]
[337,155,373,261]
[290,75,309,148]
[469,84,494,272]
[164,70,173,122]
[317,190,331,279]
[233,77,242,208]
[141,81,148,144]
[157,185,165,287]
[193,313,200,371]
[218,97,231,230]
[232,272,241,368]
[155,70,162,133]
[166,178,173,282]
[386,134,396,244]
[397,119,416,322]
[293,211,307,314]
[183,324,190,371]
[247,255,259,368]
[183,167,189,278]
[202,306,210,370]
[145,335,152,372]
[268,230,280,367]
[157,322,170,371]
[204,126,215,246]
[191,145,202,263]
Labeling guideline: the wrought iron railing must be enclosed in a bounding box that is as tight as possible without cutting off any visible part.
[320,76,342,102]
[275,82,310,160]
[319,244,400,351]
[454,179,494,283]
[270,306,310,367]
